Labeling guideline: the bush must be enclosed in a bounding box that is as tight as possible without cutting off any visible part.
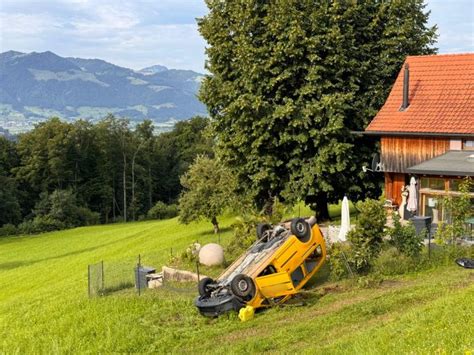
[373,247,417,276]
[18,216,66,234]
[147,201,178,220]
[32,216,66,232]
[226,198,289,258]
[227,215,260,258]
[328,242,354,280]
[435,177,472,244]
[180,242,201,262]
[389,213,423,257]
[32,189,100,230]
[76,207,100,226]
[17,220,36,235]
[346,198,386,272]
[0,223,19,237]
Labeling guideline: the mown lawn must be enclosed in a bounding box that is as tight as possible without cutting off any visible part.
[0,217,473,354]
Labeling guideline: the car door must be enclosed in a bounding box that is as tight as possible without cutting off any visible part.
[254,271,296,298]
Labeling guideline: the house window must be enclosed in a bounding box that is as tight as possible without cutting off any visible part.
[420,177,444,190]
[422,194,443,223]
[450,179,474,193]
[421,178,474,222]
[463,140,474,150]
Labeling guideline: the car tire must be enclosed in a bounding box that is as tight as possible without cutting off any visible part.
[198,277,214,297]
[256,223,272,240]
[230,274,256,299]
[290,218,310,242]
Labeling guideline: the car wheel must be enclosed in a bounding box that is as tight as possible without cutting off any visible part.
[230,274,256,299]
[198,277,214,297]
[256,223,272,240]
[290,218,310,242]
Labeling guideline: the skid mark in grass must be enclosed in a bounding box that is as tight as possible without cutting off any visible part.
[220,268,472,349]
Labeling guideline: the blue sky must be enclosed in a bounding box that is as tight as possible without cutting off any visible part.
[0,0,472,73]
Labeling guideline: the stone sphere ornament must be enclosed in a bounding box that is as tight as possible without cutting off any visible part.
[199,243,224,266]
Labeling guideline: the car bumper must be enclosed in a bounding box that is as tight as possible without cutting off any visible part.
[195,294,245,317]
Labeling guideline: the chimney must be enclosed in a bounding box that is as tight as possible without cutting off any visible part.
[400,63,410,111]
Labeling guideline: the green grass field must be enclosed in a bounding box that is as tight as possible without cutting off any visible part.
[1,217,473,354]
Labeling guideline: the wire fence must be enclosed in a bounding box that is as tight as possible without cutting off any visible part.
[88,247,203,298]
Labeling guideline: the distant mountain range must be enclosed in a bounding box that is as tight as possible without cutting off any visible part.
[0,51,207,133]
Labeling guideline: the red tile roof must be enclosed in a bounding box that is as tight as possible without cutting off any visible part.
[366,53,474,135]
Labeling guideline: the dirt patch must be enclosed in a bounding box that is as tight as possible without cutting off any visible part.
[380,279,403,288]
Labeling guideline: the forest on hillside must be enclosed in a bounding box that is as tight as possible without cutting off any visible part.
[0,116,212,233]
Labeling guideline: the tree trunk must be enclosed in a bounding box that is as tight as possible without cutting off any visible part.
[123,152,127,222]
[131,143,143,221]
[148,166,152,211]
[211,216,219,234]
[314,192,330,221]
[263,193,274,217]
[307,193,330,221]
[112,186,116,222]
[131,155,136,221]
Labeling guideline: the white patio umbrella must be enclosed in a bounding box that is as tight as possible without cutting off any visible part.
[407,177,418,214]
[337,196,351,241]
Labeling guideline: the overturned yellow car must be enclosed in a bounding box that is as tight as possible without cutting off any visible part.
[195,217,326,316]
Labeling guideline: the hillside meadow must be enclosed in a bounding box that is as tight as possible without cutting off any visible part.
[0,216,473,354]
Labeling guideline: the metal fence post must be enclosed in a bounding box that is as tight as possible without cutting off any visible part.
[137,254,141,296]
[196,261,200,282]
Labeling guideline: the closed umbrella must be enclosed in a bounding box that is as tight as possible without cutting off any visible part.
[338,196,351,241]
[407,177,418,213]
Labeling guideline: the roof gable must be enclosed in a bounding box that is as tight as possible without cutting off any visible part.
[366,53,474,135]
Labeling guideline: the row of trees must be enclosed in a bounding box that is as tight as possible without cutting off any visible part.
[0,116,212,228]
[1,1,438,234]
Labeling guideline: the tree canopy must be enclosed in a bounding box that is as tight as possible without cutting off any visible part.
[179,155,237,233]
[198,0,437,218]
[0,116,212,228]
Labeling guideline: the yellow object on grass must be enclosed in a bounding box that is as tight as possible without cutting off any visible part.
[238,306,255,322]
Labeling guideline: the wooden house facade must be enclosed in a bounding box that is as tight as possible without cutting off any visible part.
[365,53,474,220]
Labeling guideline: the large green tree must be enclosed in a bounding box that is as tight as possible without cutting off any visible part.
[154,116,214,203]
[198,0,437,219]
[0,137,21,225]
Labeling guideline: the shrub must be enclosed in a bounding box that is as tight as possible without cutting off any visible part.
[435,177,472,244]
[147,201,178,220]
[17,220,36,235]
[328,242,354,280]
[346,198,386,272]
[32,189,100,230]
[227,214,262,258]
[180,242,201,262]
[31,216,66,233]
[18,216,65,234]
[226,198,288,258]
[0,223,19,237]
[373,247,417,276]
[389,213,424,257]
[76,207,100,226]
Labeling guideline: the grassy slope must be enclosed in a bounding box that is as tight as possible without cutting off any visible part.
[0,218,473,354]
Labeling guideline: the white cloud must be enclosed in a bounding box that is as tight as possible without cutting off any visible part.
[1,0,471,73]
[0,12,55,35]
[0,1,208,71]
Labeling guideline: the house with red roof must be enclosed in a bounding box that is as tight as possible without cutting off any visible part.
[365,53,474,221]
